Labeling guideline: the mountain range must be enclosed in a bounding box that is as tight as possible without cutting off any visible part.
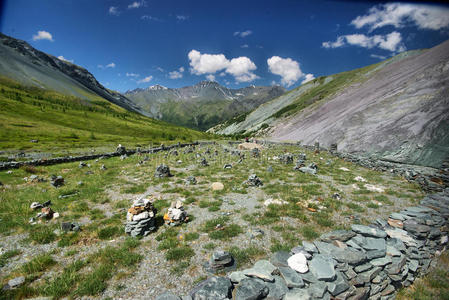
[124,81,285,130]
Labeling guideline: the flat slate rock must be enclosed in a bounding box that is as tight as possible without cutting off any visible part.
[264,275,288,300]
[234,278,269,300]
[190,276,232,300]
[351,224,387,238]
[270,251,290,267]
[320,230,355,242]
[362,237,386,251]
[243,260,276,282]
[308,281,328,298]
[327,272,350,296]
[229,271,247,284]
[278,266,305,288]
[309,254,336,281]
[302,241,318,253]
[283,288,312,300]
[156,292,182,300]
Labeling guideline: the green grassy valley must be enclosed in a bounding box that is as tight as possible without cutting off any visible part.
[0,77,211,152]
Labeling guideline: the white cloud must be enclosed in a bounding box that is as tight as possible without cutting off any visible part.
[128,1,146,9]
[126,72,139,77]
[32,30,53,41]
[370,54,387,60]
[351,3,449,31]
[206,74,216,81]
[57,56,74,63]
[98,62,116,69]
[267,56,304,87]
[188,50,258,83]
[234,30,252,38]
[141,15,161,21]
[169,67,185,79]
[109,6,120,16]
[226,57,258,82]
[322,31,406,52]
[176,15,189,21]
[138,75,153,83]
[157,67,164,72]
[301,74,315,84]
[241,44,249,48]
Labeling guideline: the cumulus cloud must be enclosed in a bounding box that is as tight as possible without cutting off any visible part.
[32,30,53,41]
[188,50,258,83]
[98,62,116,69]
[351,3,449,31]
[322,31,406,52]
[138,75,153,83]
[301,74,315,84]
[57,56,74,63]
[169,67,185,79]
[109,6,120,16]
[126,72,139,77]
[241,44,249,48]
[128,0,146,9]
[267,56,305,87]
[234,30,252,38]
[206,74,216,81]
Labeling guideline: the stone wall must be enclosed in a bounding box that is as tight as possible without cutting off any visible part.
[157,189,449,300]
[0,142,205,171]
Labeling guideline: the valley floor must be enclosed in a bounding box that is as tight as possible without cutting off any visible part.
[0,142,429,299]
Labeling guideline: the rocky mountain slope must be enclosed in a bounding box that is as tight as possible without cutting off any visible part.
[125,81,285,130]
[212,40,449,168]
[0,33,146,115]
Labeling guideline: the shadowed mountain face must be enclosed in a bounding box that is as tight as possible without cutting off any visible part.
[0,33,147,116]
[125,81,286,131]
[213,40,449,168]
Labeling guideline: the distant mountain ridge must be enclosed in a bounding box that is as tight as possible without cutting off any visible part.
[211,41,449,168]
[125,81,286,130]
[0,33,146,115]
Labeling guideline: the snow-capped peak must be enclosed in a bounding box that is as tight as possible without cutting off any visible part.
[148,84,168,91]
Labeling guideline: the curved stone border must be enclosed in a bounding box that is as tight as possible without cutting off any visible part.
[157,189,449,300]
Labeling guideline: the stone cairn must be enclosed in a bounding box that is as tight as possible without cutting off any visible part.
[29,200,59,224]
[252,148,260,158]
[184,176,197,185]
[200,157,209,167]
[295,162,318,175]
[155,164,173,178]
[116,144,126,155]
[157,188,449,300]
[125,198,157,237]
[204,250,237,274]
[279,153,294,164]
[164,200,188,226]
[245,174,263,187]
[50,175,64,187]
[330,143,338,153]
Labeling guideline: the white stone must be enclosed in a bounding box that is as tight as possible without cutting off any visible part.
[441,235,448,245]
[339,167,350,172]
[53,212,60,219]
[287,253,308,273]
[264,198,288,206]
[168,208,184,220]
[354,176,366,182]
[211,182,224,191]
[352,184,360,190]
[364,184,385,192]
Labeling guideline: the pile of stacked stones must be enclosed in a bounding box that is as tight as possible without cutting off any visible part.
[204,250,237,274]
[155,164,172,178]
[295,162,318,175]
[125,198,157,237]
[200,157,209,167]
[116,144,126,155]
[245,174,263,187]
[156,188,449,300]
[184,176,197,185]
[252,148,260,158]
[164,200,188,226]
[50,175,64,187]
[279,153,294,164]
[29,200,59,224]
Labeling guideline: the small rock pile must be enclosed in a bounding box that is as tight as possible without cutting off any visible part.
[200,158,209,167]
[252,148,260,158]
[61,221,81,232]
[279,153,294,164]
[164,200,188,226]
[184,176,197,185]
[125,198,157,237]
[50,175,64,187]
[204,250,236,273]
[155,164,172,178]
[295,162,318,175]
[29,200,59,224]
[116,144,126,155]
[245,174,263,187]
[24,174,46,183]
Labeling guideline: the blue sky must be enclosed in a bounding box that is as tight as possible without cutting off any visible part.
[1,0,449,92]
